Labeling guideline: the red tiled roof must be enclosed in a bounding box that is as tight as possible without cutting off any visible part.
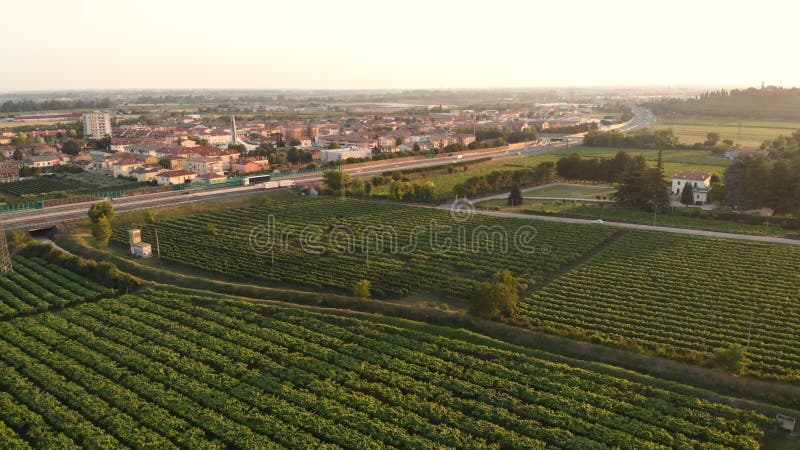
[158,170,195,178]
[673,170,713,181]
[197,173,226,180]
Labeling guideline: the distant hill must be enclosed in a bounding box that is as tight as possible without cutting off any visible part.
[646,86,800,121]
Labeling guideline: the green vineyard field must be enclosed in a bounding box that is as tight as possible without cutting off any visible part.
[523,231,800,381]
[0,288,773,449]
[112,198,615,298]
[0,256,111,319]
[110,198,800,381]
[0,178,82,197]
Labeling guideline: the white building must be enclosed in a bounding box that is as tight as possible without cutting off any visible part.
[198,131,232,147]
[156,169,197,185]
[671,170,713,204]
[128,229,152,258]
[83,112,112,138]
[186,157,224,175]
[25,155,61,168]
[320,147,372,163]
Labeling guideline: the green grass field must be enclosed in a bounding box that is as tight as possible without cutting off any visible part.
[654,118,800,147]
[520,184,615,199]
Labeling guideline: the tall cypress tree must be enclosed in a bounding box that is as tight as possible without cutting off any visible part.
[680,184,695,205]
[508,184,523,206]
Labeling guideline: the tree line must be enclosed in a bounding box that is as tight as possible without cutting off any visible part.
[761,130,800,157]
[555,151,633,184]
[716,131,800,215]
[1,98,112,113]
[453,163,556,197]
[583,129,680,149]
[722,156,800,215]
[556,151,669,210]
[458,127,538,144]
[452,150,669,211]
[540,122,598,135]
[645,86,800,121]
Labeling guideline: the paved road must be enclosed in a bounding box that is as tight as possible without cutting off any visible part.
[437,206,799,245]
[2,108,655,231]
[616,106,656,133]
[3,142,575,230]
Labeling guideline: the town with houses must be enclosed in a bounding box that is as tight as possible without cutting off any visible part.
[0,100,741,212]
[0,102,606,188]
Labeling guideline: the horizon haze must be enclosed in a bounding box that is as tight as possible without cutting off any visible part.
[1,0,798,91]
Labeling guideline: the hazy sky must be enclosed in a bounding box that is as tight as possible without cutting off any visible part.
[1,0,798,91]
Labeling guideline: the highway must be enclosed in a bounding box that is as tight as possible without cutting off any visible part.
[615,106,656,133]
[3,108,655,231]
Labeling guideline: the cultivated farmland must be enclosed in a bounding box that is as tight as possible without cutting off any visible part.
[0,178,83,197]
[0,256,110,319]
[112,198,616,298]
[522,231,800,381]
[0,288,773,449]
[111,198,800,381]
[654,118,800,147]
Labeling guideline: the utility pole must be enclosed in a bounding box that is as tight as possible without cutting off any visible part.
[154,227,161,257]
[0,218,12,274]
[652,197,658,227]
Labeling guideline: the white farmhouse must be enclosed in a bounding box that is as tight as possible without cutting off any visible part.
[671,170,713,204]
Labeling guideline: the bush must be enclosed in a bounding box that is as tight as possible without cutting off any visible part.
[91,217,112,247]
[470,271,525,319]
[205,224,219,235]
[352,279,371,298]
[7,230,30,251]
[710,345,749,374]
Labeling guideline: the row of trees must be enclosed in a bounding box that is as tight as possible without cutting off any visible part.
[540,122,598,135]
[583,129,680,149]
[453,162,556,197]
[322,169,438,202]
[723,156,800,215]
[0,98,112,113]
[245,143,315,166]
[555,151,635,184]
[553,151,673,210]
[760,130,800,157]
[468,127,539,144]
[715,130,800,214]
[387,180,436,202]
[645,86,800,121]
